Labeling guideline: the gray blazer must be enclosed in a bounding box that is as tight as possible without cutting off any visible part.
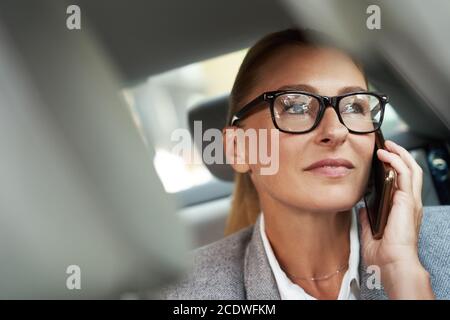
[160,206,450,299]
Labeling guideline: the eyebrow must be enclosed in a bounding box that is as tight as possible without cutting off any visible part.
[277,84,317,93]
[276,84,367,95]
[338,86,367,95]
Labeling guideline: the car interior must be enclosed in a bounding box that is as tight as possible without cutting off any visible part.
[0,0,449,298]
[74,0,449,249]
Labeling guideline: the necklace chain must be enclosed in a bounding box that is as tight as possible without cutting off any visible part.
[284,263,349,281]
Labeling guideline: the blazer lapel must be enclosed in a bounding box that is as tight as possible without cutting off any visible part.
[244,214,281,300]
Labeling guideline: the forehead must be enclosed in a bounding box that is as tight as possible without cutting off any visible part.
[253,45,367,97]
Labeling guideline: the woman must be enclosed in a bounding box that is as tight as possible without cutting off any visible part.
[161,29,449,300]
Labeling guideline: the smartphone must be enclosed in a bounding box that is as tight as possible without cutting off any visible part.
[363,130,397,240]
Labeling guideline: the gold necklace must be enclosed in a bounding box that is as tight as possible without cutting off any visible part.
[284,263,349,281]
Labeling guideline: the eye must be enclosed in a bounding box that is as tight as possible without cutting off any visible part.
[341,102,365,114]
[285,102,310,114]
[276,94,318,117]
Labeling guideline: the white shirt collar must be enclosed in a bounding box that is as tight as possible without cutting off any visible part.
[259,207,360,300]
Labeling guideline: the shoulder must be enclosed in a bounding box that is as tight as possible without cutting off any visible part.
[158,224,254,299]
[419,206,450,299]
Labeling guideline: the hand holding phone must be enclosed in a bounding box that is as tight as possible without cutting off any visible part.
[363,130,397,239]
[360,135,433,298]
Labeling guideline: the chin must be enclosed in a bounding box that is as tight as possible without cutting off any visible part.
[310,179,362,195]
[305,189,360,212]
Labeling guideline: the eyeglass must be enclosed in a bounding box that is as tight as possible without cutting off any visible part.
[230,90,388,134]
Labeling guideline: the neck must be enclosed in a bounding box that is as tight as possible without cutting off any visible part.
[261,198,352,279]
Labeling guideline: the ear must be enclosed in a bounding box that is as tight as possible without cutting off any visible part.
[222,126,251,173]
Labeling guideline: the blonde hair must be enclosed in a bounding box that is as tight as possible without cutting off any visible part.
[224,29,366,236]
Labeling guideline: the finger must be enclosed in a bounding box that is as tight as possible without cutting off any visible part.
[377,148,413,195]
[384,140,423,173]
[384,140,423,207]
[384,141,424,238]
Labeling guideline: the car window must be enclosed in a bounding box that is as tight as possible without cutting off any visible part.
[123,49,248,193]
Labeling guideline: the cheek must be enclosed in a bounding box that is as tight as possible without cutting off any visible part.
[247,133,296,178]
[346,138,375,199]
[249,135,307,194]
[278,137,303,178]
[362,155,373,179]
[356,138,375,176]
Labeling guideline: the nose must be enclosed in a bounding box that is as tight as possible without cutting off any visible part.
[314,107,349,147]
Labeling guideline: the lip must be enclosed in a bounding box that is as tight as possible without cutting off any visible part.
[304,158,355,177]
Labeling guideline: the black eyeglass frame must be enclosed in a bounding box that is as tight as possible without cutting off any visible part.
[230,90,389,134]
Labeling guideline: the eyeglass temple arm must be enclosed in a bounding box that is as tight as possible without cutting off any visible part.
[230,94,268,125]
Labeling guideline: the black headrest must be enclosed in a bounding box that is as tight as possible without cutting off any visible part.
[188,95,235,181]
